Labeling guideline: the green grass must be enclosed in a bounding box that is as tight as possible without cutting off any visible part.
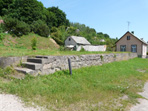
[0,33,123,57]
[0,58,148,110]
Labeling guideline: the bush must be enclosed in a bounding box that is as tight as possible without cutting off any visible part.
[15,20,30,36]
[31,37,37,50]
[0,23,5,40]
[3,17,30,36]
[80,47,85,52]
[31,20,50,37]
[0,33,5,41]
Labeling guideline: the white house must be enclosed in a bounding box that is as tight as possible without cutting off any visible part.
[65,36,107,51]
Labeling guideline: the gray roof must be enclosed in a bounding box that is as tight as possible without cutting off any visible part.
[70,36,91,45]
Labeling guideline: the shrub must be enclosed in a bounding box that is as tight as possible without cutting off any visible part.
[31,37,37,50]
[0,33,5,41]
[80,47,85,52]
[3,17,30,36]
[100,55,104,61]
[15,20,30,36]
[31,20,50,37]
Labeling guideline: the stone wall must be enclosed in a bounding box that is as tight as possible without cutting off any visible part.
[0,56,27,68]
[38,53,138,75]
[0,53,138,75]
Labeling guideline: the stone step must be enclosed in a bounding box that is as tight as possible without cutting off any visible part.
[27,58,47,64]
[15,67,34,74]
[36,56,49,59]
[22,62,42,70]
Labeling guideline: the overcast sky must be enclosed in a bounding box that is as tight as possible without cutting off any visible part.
[38,0,148,42]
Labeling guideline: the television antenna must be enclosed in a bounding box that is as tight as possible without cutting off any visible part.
[127,21,130,31]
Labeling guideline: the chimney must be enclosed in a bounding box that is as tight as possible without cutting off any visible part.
[141,38,143,41]
[131,31,134,34]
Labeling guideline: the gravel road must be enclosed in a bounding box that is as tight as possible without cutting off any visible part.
[0,94,42,111]
[130,82,148,111]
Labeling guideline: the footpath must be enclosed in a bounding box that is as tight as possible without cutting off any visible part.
[130,82,148,111]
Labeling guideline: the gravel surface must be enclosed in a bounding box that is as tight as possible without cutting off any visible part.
[130,82,148,111]
[0,94,42,111]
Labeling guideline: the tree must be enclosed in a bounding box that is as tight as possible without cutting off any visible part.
[31,20,50,37]
[0,0,14,16]
[47,7,69,27]
[4,17,30,36]
[8,0,45,24]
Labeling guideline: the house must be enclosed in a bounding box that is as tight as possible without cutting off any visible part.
[65,36,91,51]
[65,36,107,51]
[116,31,148,58]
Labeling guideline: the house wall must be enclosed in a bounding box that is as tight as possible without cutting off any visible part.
[142,44,147,58]
[82,45,107,51]
[65,37,76,46]
[116,33,142,56]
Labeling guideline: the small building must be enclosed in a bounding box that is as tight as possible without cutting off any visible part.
[65,36,107,51]
[116,31,148,58]
[65,36,91,51]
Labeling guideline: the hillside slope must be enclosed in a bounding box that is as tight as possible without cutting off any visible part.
[0,33,60,57]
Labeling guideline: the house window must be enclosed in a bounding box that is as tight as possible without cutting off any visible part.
[131,45,137,53]
[120,45,126,52]
[69,38,71,41]
[127,36,130,40]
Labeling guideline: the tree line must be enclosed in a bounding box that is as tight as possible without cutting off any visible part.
[0,0,69,37]
[0,0,118,51]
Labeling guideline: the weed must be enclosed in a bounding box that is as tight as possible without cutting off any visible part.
[31,37,37,50]
[100,55,104,61]
[114,54,116,58]
[80,47,85,52]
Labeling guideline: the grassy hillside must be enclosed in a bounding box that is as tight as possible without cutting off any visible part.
[0,58,148,110]
[0,34,119,57]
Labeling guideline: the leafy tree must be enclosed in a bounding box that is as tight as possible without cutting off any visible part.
[31,20,50,37]
[0,0,14,16]
[47,7,69,27]
[3,17,30,36]
[8,0,45,24]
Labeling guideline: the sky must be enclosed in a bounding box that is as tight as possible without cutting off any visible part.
[38,0,148,42]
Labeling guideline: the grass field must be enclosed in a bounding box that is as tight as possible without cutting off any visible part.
[0,58,148,110]
[0,34,121,57]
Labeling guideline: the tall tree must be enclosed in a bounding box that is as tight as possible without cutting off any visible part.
[0,0,14,16]
[47,7,69,27]
[8,0,45,24]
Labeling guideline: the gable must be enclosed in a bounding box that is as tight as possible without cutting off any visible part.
[65,36,77,46]
[116,31,147,45]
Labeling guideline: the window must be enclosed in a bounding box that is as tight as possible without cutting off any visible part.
[131,45,137,52]
[69,38,71,41]
[127,36,130,40]
[120,45,126,52]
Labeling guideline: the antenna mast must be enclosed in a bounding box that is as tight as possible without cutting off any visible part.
[127,21,130,31]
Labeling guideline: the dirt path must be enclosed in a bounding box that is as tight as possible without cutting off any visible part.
[130,82,148,111]
[0,94,42,111]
